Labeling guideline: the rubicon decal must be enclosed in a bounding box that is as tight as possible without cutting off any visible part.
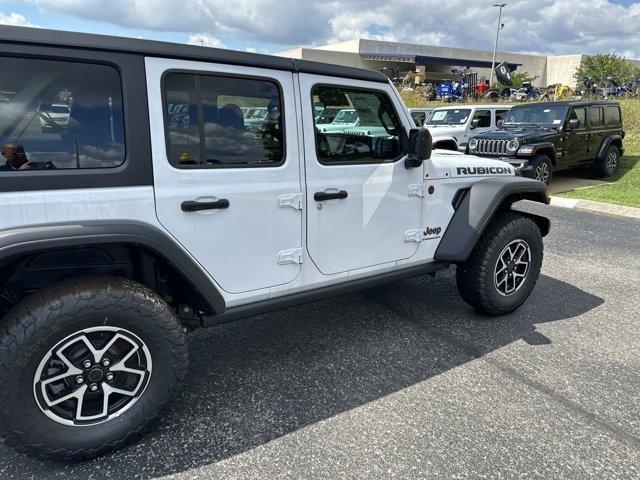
[456,166,513,175]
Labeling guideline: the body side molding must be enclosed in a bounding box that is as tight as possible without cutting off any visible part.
[434,177,549,263]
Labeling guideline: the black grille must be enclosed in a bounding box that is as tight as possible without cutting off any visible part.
[476,139,509,155]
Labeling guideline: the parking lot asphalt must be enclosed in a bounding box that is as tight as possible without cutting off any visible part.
[1,202,639,480]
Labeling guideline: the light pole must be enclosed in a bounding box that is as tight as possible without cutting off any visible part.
[489,3,507,88]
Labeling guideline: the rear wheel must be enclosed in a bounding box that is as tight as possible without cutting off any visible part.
[457,212,543,316]
[0,276,188,460]
[596,145,621,178]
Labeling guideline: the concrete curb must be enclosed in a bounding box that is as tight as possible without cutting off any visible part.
[549,196,640,220]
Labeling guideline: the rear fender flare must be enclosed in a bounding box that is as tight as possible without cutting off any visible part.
[0,221,226,314]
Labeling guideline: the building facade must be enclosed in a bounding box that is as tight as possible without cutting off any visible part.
[278,39,640,88]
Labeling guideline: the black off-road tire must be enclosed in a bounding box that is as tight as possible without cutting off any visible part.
[525,154,553,185]
[595,145,621,178]
[456,212,543,316]
[0,276,188,460]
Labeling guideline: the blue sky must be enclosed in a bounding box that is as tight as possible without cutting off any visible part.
[1,0,640,58]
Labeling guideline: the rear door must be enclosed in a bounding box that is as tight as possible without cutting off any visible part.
[299,75,422,275]
[146,58,302,294]
[587,106,606,161]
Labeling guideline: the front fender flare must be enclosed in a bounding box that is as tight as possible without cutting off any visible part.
[434,177,549,263]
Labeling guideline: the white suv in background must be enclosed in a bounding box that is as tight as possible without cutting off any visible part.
[425,104,513,151]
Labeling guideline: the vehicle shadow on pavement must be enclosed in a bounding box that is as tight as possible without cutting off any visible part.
[0,271,604,479]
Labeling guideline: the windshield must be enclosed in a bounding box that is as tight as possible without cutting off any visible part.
[332,109,358,124]
[503,105,568,127]
[426,108,471,126]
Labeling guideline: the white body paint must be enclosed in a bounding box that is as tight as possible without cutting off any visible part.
[0,58,517,309]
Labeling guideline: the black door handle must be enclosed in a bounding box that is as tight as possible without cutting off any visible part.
[181,199,230,212]
[314,190,348,201]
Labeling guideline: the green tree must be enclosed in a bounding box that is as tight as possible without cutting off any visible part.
[575,53,640,85]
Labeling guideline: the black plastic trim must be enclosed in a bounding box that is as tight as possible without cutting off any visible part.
[0,222,225,314]
[434,177,549,263]
[597,134,624,159]
[204,261,450,326]
[0,26,389,84]
[0,44,153,192]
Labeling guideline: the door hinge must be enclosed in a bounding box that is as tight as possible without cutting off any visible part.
[277,247,303,265]
[277,193,303,210]
[407,183,427,198]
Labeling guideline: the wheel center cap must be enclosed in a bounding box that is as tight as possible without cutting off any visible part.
[88,368,104,382]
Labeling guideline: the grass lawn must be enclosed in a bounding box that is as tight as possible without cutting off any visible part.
[401,93,640,208]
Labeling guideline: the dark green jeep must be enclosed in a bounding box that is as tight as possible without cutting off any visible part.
[465,101,624,185]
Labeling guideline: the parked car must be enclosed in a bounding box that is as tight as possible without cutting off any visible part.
[408,107,433,127]
[466,101,624,184]
[316,107,360,133]
[424,104,512,151]
[0,26,550,460]
[37,103,71,130]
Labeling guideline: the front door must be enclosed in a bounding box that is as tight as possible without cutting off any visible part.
[146,58,302,294]
[299,75,423,275]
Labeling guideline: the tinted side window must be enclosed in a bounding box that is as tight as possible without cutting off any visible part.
[411,111,426,127]
[605,106,621,126]
[495,110,509,123]
[0,56,125,171]
[569,107,586,128]
[163,72,284,168]
[472,110,491,128]
[312,86,402,165]
[588,107,603,127]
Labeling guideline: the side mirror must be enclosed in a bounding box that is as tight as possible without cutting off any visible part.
[405,128,432,169]
[496,119,503,127]
[567,118,580,130]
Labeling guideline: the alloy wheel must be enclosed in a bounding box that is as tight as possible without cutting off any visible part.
[33,326,152,426]
[494,239,531,296]
[534,162,550,184]
[606,150,618,175]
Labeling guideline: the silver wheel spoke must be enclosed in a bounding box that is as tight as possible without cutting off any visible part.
[494,239,532,296]
[33,326,152,426]
[46,384,86,408]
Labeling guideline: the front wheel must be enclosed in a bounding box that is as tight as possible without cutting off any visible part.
[525,154,553,185]
[0,276,188,460]
[456,212,543,316]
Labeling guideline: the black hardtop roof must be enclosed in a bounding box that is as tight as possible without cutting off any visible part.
[0,25,389,84]
[511,100,621,108]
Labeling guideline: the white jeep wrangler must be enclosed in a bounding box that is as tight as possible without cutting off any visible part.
[0,27,549,460]
[426,104,513,152]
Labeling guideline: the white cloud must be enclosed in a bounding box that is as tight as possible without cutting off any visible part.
[0,10,38,27]
[188,33,226,48]
[15,0,640,58]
